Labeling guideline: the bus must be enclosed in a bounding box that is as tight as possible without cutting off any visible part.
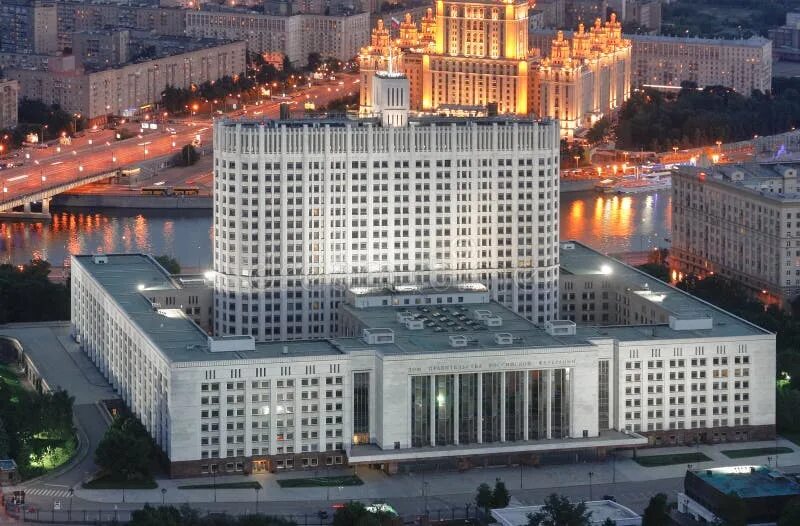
[173,186,200,196]
[141,186,170,196]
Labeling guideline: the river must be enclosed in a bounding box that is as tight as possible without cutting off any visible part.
[0,190,671,268]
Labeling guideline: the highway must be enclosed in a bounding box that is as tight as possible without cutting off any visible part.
[0,73,360,208]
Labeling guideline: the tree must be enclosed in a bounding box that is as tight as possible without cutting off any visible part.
[493,479,511,508]
[587,116,611,144]
[154,255,181,274]
[307,52,322,71]
[0,417,9,458]
[332,501,384,526]
[642,493,669,526]
[636,263,671,283]
[95,416,152,480]
[129,505,184,526]
[181,144,198,166]
[0,259,70,323]
[779,499,800,526]
[527,494,592,526]
[475,482,494,514]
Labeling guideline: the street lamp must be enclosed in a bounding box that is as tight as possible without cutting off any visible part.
[574,156,580,169]
[161,488,167,505]
[588,471,594,501]
[68,488,73,520]
[255,486,261,514]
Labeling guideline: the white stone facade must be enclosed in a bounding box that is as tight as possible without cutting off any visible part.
[212,116,562,341]
[70,243,775,477]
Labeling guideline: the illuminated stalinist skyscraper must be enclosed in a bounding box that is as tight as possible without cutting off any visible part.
[359,4,632,137]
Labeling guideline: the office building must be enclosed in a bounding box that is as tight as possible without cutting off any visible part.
[678,466,800,524]
[212,110,561,341]
[671,162,800,307]
[184,8,370,65]
[0,0,58,54]
[0,79,19,129]
[69,242,775,476]
[769,12,800,62]
[530,30,772,95]
[5,39,245,122]
[358,7,631,137]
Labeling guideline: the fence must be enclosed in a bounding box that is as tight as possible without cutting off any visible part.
[3,503,482,525]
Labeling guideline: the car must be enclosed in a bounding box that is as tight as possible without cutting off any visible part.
[317,510,329,520]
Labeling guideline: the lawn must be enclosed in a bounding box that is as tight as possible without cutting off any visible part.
[277,475,363,488]
[633,452,711,467]
[178,481,262,490]
[721,447,794,459]
[83,474,158,489]
[0,362,24,402]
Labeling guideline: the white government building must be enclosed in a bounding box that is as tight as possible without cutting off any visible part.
[68,66,775,477]
[70,242,775,477]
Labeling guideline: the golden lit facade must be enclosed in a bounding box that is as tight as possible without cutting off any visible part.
[359,4,631,137]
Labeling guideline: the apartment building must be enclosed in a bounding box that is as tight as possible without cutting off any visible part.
[530,30,772,95]
[359,6,631,137]
[0,0,58,54]
[671,162,800,306]
[5,39,245,122]
[184,8,369,65]
[0,79,19,129]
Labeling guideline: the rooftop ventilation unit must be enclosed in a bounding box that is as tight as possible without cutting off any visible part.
[473,309,493,320]
[494,333,513,345]
[93,255,108,264]
[482,316,503,327]
[545,320,577,336]
[449,335,468,348]
[362,328,395,345]
[404,319,424,330]
[208,335,256,353]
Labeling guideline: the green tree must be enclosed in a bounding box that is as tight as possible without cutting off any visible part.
[642,493,669,526]
[475,482,494,514]
[0,260,70,323]
[181,144,198,166]
[527,494,592,526]
[0,417,10,458]
[587,117,611,144]
[493,479,511,508]
[129,505,184,526]
[778,499,800,526]
[95,416,152,480]
[154,255,181,274]
[332,501,384,526]
[307,52,322,71]
[636,263,671,283]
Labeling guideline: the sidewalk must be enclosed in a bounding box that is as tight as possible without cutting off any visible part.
[73,437,800,504]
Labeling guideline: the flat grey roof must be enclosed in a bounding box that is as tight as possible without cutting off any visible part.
[335,300,595,355]
[559,242,771,339]
[493,500,640,526]
[676,162,800,202]
[72,254,343,364]
[73,243,769,366]
[691,465,800,499]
